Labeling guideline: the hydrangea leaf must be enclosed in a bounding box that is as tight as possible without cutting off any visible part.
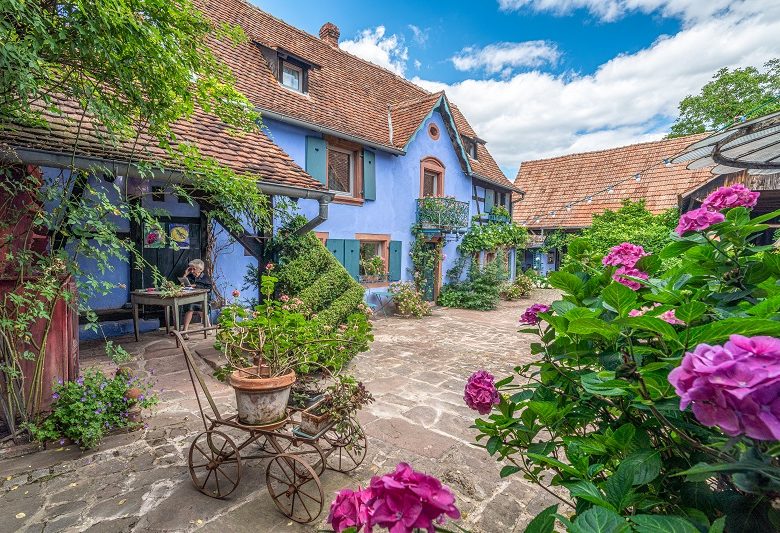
[630,514,700,533]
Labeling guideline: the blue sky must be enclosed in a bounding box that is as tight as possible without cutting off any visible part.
[253,1,780,177]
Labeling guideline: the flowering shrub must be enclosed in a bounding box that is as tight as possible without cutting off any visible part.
[468,185,780,531]
[519,303,550,325]
[28,369,157,449]
[499,273,533,300]
[388,281,431,318]
[327,462,460,532]
[464,370,500,415]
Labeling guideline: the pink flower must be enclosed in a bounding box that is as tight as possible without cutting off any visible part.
[702,184,760,211]
[327,487,372,532]
[668,335,780,440]
[231,289,240,298]
[280,294,290,302]
[628,303,661,317]
[520,303,550,325]
[675,207,725,236]
[603,243,648,268]
[368,463,460,533]
[464,370,500,415]
[659,309,685,326]
[613,266,648,291]
[265,262,275,271]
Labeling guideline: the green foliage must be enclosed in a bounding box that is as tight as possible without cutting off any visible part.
[216,274,372,377]
[439,251,508,310]
[388,282,432,318]
[669,59,780,138]
[298,268,353,314]
[473,203,780,531]
[28,369,157,449]
[539,228,569,254]
[409,225,443,292]
[459,220,529,255]
[499,273,533,301]
[524,268,552,289]
[315,286,367,328]
[569,200,677,265]
[416,196,470,229]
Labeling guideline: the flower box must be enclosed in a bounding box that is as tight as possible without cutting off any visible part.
[300,397,332,436]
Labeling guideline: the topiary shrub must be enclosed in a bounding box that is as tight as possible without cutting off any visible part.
[315,285,365,327]
[297,266,353,314]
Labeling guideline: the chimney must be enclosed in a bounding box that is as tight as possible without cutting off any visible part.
[319,22,340,47]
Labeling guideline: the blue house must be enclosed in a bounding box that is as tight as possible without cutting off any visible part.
[0,0,522,339]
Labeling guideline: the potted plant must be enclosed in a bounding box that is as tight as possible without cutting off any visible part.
[299,375,373,436]
[360,255,385,283]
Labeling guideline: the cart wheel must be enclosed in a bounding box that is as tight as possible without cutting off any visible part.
[286,440,327,475]
[323,420,368,473]
[189,430,241,499]
[266,453,324,523]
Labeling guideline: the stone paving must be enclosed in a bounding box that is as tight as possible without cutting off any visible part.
[0,289,561,533]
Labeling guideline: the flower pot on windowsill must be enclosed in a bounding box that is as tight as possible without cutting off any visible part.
[229,368,296,426]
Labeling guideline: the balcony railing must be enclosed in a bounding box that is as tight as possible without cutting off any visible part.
[416,197,470,233]
[488,212,511,224]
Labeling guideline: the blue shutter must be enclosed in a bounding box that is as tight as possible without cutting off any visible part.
[362,150,376,201]
[484,189,494,213]
[388,241,402,282]
[344,239,360,280]
[306,136,327,185]
[325,239,345,265]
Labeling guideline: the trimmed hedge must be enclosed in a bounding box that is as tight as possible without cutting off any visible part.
[276,240,333,294]
[298,266,353,313]
[315,285,365,326]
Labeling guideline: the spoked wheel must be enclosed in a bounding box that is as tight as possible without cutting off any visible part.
[286,440,327,475]
[188,430,241,498]
[266,453,324,523]
[323,420,368,473]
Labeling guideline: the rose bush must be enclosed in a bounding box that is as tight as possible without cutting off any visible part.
[468,185,780,532]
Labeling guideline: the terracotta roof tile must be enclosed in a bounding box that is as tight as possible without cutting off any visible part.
[513,134,713,229]
[199,0,514,190]
[0,97,323,191]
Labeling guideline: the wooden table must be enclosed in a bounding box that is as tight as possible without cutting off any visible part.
[131,289,209,345]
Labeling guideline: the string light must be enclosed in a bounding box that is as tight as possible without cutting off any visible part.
[634,173,641,182]
[663,159,672,167]
[566,204,572,211]
[586,196,593,203]
[550,211,557,218]
[607,185,614,193]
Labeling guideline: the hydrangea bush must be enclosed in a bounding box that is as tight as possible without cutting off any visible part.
[467,185,780,532]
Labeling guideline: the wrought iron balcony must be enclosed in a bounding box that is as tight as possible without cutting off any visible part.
[488,212,511,224]
[416,197,470,233]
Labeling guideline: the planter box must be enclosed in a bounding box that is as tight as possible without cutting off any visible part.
[300,397,332,436]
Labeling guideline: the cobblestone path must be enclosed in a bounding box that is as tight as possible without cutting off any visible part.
[0,290,560,532]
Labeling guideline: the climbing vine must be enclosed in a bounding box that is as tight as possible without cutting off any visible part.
[409,224,443,291]
[458,219,529,255]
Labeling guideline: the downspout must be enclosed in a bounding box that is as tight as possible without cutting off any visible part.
[294,195,330,235]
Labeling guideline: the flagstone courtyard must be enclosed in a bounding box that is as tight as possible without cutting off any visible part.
[0,290,560,533]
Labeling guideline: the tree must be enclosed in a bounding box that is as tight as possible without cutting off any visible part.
[0,0,270,436]
[668,59,780,138]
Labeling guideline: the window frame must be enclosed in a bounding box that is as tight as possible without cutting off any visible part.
[355,233,391,287]
[327,145,355,196]
[325,136,364,205]
[419,157,445,198]
[280,61,304,92]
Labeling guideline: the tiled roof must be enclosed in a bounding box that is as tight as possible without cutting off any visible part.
[199,0,515,190]
[513,134,714,229]
[0,97,323,191]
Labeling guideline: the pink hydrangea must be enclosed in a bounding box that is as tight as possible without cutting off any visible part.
[520,303,550,325]
[602,243,648,268]
[702,184,760,211]
[613,266,648,291]
[668,335,780,440]
[628,303,661,317]
[464,370,500,415]
[675,207,725,236]
[327,487,372,532]
[368,463,460,533]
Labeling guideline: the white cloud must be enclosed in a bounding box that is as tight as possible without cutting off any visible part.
[451,41,560,75]
[408,24,429,45]
[415,3,780,174]
[414,59,422,70]
[341,26,408,75]
[497,0,758,24]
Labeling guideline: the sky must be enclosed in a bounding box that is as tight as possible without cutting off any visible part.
[253,0,780,178]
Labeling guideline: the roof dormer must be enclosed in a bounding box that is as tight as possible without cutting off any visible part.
[254,43,320,94]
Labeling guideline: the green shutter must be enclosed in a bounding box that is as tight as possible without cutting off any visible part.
[325,239,344,265]
[362,150,376,200]
[389,240,402,282]
[484,189,494,213]
[306,136,327,185]
[344,239,360,280]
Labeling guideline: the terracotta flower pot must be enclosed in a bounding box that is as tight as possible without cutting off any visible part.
[229,369,296,426]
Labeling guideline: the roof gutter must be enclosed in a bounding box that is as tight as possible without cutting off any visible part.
[4,146,335,231]
[257,107,405,155]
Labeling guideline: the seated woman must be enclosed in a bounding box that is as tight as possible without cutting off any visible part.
[181,259,212,339]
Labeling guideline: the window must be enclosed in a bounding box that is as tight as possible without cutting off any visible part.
[151,186,165,202]
[462,136,478,160]
[281,63,303,92]
[428,123,440,140]
[356,234,391,284]
[500,192,507,207]
[327,146,354,195]
[420,157,445,198]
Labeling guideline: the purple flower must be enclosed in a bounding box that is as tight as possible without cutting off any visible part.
[51,392,60,400]
[76,377,84,386]
[367,463,460,532]
[659,309,685,326]
[59,438,65,446]
[520,304,550,325]
[675,207,725,236]
[668,335,780,440]
[702,184,760,211]
[327,488,372,532]
[613,266,648,291]
[602,243,648,268]
[464,370,500,415]
[57,378,63,385]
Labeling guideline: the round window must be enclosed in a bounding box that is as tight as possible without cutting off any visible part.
[428,123,440,140]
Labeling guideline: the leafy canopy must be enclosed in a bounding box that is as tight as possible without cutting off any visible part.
[668,59,780,138]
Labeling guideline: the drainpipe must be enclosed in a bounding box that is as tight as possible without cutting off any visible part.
[294,195,330,235]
